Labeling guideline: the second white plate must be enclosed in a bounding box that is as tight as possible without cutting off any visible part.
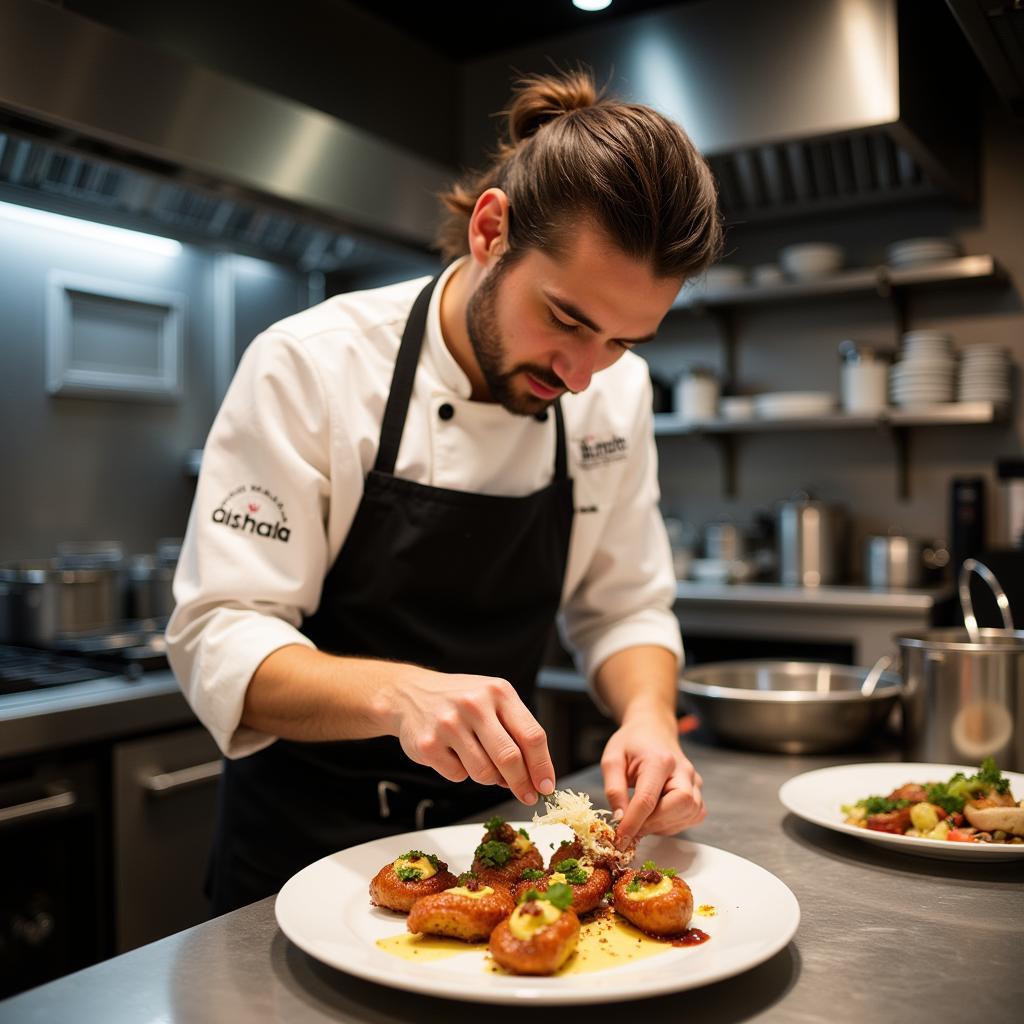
[779,762,1024,861]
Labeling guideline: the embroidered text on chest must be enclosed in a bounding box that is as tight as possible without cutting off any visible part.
[576,433,628,470]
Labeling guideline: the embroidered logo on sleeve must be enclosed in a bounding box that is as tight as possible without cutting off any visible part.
[576,433,628,470]
[212,484,290,542]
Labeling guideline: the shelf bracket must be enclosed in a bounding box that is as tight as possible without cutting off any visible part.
[706,433,738,498]
[891,425,910,501]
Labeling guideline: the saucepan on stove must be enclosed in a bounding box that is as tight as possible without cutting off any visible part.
[0,559,122,646]
[127,538,181,621]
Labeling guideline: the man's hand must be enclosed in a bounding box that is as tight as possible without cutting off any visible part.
[387,668,556,806]
[601,708,705,847]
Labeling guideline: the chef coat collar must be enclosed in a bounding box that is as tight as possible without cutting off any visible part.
[424,257,474,400]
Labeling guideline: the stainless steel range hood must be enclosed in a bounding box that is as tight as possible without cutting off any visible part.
[0,0,452,263]
[593,0,979,220]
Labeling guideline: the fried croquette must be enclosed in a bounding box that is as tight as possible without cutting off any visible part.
[488,884,580,975]
[368,850,458,913]
[406,873,514,942]
[511,857,612,915]
[612,862,694,937]
[471,817,543,887]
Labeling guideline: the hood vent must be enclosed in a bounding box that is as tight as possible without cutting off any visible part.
[0,0,450,269]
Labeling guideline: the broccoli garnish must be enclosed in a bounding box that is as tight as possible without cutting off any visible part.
[519,868,545,881]
[474,840,512,867]
[975,757,1010,794]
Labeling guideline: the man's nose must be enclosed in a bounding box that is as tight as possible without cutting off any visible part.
[552,347,597,394]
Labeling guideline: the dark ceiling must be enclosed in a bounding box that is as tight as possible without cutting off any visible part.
[342,0,692,60]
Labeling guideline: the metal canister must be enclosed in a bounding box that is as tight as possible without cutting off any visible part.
[899,628,1024,771]
[777,495,845,587]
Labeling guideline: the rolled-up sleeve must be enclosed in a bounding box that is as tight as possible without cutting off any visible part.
[559,372,682,703]
[166,330,337,758]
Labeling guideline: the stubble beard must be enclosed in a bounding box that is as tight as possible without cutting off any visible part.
[465,258,565,417]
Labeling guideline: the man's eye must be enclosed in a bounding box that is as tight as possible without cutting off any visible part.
[547,309,579,333]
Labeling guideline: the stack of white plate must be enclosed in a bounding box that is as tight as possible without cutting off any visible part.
[958,344,1010,404]
[754,391,836,419]
[886,237,960,267]
[890,331,955,407]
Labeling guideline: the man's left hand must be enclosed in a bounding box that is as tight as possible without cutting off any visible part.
[601,708,705,849]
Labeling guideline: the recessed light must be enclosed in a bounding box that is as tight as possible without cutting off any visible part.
[573,0,612,11]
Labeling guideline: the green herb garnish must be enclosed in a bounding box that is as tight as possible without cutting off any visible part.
[484,816,505,833]
[457,870,478,885]
[518,827,530,839]
[553,858,588,885]
[395,866,423,882]
[474,840,512,867]
[519,868,545,881]
[519,883,573,911]
[857,796,912,815]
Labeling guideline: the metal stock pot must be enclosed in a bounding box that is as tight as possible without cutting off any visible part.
[0,560,121,645]
[899,628,1024,771]
[899,559,1023,771]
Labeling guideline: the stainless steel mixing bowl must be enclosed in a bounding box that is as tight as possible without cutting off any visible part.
[678,660,902,753]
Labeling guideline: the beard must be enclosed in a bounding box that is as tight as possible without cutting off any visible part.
[465,258,565,416]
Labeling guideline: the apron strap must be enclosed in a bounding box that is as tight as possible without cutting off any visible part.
[373,273,568,482]
[374,277,437,476]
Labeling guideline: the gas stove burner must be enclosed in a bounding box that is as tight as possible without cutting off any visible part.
[0,646,117,696]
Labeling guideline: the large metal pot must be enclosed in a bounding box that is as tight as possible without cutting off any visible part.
[0,560,121,645]
[899,628,1024,771]
[679,660,901,753]
[863,535,948,589]
[777,496,845,586]
[128,555,176,621]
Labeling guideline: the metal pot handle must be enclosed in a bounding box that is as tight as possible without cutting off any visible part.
[861,652,899,696]
[959,559,1014,643]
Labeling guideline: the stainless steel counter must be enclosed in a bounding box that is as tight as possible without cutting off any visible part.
[3,738,1021,1023]
[0,670,194,757]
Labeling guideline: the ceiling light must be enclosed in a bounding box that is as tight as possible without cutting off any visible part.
[0,200,182,256]
[573,0,612,11]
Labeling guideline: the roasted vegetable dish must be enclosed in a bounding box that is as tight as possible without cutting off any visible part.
[842,759,1024,844]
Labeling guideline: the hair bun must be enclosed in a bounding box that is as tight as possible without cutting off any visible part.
[506,70,599,144]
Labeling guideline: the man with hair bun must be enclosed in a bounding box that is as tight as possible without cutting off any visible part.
[168,69,724,913]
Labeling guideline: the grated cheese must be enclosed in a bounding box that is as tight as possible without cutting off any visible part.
[531,789,634,870]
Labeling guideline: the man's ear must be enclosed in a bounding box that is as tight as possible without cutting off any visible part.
[467,188,509,268]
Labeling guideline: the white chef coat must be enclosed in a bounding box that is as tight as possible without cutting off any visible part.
[166,258,682,758]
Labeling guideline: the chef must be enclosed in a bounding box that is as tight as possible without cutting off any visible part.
[167,70,723,913]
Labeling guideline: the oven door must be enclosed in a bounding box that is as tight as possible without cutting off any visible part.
[0,757,106,999]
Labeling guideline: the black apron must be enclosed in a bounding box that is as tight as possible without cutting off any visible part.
[206,276,575,914]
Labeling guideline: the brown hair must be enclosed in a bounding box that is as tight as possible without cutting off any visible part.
[437,69,723,280]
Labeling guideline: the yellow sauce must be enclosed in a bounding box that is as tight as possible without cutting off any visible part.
[486,912,674,976]
[376,932,485,961]
[622,876,673,901]
[696,904,717,917]
[393,855,437,881]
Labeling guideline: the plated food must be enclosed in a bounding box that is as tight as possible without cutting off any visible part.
[841,759,1024,845]
[276,821,800,1005]
[779,761,1024,861]
[366,790,701,976]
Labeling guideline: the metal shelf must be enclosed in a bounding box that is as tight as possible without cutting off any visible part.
[654,402,1009,436]
[672,255,1001,310]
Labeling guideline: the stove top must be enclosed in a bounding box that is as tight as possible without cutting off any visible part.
[0,624,169,694]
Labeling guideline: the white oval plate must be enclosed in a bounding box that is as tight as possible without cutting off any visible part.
[779,762,1024,860]
[275,823,800,1005]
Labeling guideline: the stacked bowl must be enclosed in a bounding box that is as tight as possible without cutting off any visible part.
[958,344,1010,405]
[889,331,955,407]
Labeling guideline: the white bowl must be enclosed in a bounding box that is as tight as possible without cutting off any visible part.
[720,396,757,420]
[778,244,844,279]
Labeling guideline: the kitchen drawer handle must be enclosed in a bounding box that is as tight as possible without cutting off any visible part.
[141,759,223,797]
[0,786,77,827]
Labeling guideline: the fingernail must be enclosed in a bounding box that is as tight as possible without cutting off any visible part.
[538,778,554,795]
[521,792,537,805]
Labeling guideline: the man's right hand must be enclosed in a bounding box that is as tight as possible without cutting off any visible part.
[382,668,556,805]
